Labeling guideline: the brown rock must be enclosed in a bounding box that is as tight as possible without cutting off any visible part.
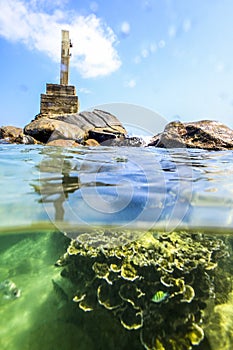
[0,125,39,144]
[21,135,40,144]
[46,139,80,147]
[24,109,127,144]
[0,125,23,140]
[24,117,85,143]
[83,139,100,146]
[147,120,233,150]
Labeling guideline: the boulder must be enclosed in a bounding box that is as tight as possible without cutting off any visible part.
[21,135,40,144]
[24,109,127,144]
[102,136,145,147]
[46,139,81,147]
[0,125,38,144]
[24,117,85,143]
[0,125,23,143]
[147,120,233,150]
[83,139,100,146]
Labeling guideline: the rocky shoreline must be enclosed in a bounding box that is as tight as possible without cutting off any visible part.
[1,109,233,150]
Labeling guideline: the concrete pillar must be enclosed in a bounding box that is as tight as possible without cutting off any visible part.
[60,30,72,85]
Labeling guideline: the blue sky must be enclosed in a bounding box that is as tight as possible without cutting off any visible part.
[0,0,233,131]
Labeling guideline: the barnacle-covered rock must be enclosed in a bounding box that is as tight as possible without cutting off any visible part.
[57,229,230,350]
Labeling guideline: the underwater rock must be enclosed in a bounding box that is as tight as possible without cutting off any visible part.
[0,279,21,300]
[57,230,230,350]
[52,279,68,306]
[148,120,233,150]
[204,291,233,350]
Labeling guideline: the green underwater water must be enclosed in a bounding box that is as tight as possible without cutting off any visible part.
[0,230,94,350]
[0,228,233,350]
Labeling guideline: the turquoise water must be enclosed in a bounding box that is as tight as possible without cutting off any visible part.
[1,144,233,231]
[1,145,233,349]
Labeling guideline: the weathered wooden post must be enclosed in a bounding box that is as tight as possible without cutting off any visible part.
[60,30,72,85]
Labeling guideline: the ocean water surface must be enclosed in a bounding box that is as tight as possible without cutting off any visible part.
[0,144,233,349]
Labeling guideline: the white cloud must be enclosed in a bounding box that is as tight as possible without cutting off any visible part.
[0,0,121,78]
[125,79,136,88]
[120,21,131,36]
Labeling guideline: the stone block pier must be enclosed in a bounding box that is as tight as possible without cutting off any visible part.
[40,83,78,115]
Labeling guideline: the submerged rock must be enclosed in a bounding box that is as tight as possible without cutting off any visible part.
[148,120,233,150]
[0,279,21,300]
[24,109,127,144]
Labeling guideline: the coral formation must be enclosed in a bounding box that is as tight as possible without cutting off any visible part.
[56,229,231,349]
